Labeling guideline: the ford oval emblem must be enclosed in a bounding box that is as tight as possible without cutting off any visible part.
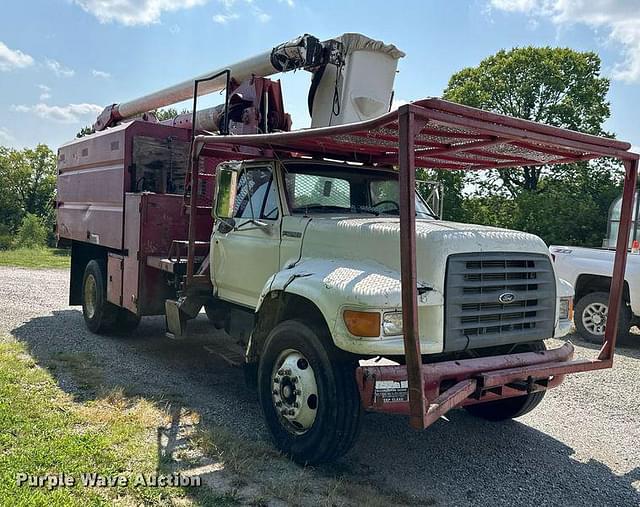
[499,292,516,304]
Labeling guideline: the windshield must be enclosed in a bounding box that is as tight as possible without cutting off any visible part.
[282,163,436,219]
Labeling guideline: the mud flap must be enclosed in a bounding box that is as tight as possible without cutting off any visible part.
[165,299,188,339]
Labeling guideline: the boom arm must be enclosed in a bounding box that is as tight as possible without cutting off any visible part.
[93,34,342,131]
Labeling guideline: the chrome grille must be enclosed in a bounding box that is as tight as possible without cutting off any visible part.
[444,253,556,351]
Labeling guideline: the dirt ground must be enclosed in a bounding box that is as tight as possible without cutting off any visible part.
[1,265,639,506]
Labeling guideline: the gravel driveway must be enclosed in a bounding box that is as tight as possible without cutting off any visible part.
[1,265,639,506]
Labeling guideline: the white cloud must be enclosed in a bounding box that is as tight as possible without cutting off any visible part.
[73,0,208,26]
[12,103,103,123]
[278,0,294,7]
[46,59,75,77]
[489,0,640,83]
[0,127,15,145]
[391,98,409,111]
[0,41,34,71]
[490,0,539,12]
[92,69,111,78]
[37,84,51,101]
[254,8,271,23]
[213,12,239,23]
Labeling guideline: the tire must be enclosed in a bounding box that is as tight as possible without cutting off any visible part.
[82,260,119,334]
[574,291,631,344]
[257,320,362,465]
[464,341,547,421]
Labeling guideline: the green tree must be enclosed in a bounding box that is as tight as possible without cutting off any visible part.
[0,144,57,243]
[416,169,465,221]
[153,107,182,121]
[14,213,48,248]
[443,46,611,196]
[76,126,95,138]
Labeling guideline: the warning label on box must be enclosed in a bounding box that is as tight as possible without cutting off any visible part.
[375,380,409,402]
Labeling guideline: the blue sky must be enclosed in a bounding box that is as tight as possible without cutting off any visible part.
[1,0,639,151]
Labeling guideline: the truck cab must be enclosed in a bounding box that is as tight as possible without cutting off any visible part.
[210,158,574,355]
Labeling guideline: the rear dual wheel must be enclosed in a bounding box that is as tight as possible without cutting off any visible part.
[82,260,140,335]
[258,320,362,465]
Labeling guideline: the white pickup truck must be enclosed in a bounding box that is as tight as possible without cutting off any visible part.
[550,245,639,343]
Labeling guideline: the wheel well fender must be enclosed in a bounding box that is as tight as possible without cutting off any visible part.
[574,274,630,304]
[248,291,332,363]
[69,241,109,306]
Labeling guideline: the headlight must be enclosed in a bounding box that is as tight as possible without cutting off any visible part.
[559,297,573,320]
[382,311,403,336]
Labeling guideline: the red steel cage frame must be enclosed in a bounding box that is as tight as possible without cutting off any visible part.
[191,98,639,429]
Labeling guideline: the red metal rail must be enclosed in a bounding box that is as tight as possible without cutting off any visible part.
[191,98,639,428]
[394,103,638,428]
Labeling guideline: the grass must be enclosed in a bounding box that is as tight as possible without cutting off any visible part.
[0,336,426,506]
[194,425,424,507]
[0,337,232,506]
[0,247,70,269]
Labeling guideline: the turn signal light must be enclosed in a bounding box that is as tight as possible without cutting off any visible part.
[343,310,381,337]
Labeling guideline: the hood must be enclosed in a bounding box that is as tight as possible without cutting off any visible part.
[300,216,549,284]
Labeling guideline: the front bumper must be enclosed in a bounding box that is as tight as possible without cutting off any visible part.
[356,341,609,428]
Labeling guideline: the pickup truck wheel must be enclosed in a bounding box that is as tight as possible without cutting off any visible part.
[258,320,361,465]
[575,291,631,344]
[464,341,546,421]
[82,260,118,334]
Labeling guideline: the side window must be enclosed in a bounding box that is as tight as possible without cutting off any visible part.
[233,167,279,220]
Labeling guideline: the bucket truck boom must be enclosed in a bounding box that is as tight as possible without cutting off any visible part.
[93,33,405,132]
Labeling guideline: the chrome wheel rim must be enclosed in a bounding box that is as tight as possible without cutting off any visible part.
[84,274,97,319]
[271,349,318,435]
[582,302,608,336]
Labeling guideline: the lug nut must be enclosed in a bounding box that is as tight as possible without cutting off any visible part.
[291,376,298,383]
[288,409,296,416]
[284,368,292,376]
[278,369,285,376]
[273,377,280,384]
[293,402,300,408]
[275,401,282,407]
[294,389,302,396]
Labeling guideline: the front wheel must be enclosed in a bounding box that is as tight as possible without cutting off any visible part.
[257,320,361,465]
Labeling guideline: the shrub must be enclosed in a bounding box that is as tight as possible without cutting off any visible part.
[0,224,12,250]
[14,213,48,248]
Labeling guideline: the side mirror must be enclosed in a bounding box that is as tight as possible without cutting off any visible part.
[214,166,238,219]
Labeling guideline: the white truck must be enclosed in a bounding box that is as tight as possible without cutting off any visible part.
[60,32,639,465]
[207,158,574,462]
[550,245,639,343]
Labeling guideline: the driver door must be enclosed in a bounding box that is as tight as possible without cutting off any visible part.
[212,163,281,308]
